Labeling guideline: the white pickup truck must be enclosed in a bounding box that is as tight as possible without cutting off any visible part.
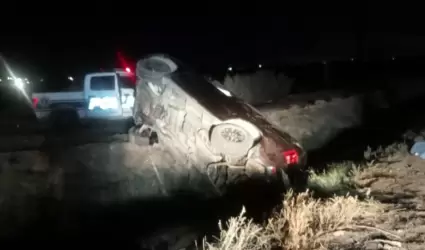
[31,69,136,129]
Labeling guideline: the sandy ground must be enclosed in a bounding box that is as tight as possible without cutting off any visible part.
[368,156,425,250]
[260,95,363,151]
[0,142,254,248]
[0,88,417,248]
[319,153,424,250]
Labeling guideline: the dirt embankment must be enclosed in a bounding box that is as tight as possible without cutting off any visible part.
[260,95,363,151]
[351,154,425,250]
[202,143,425,250]
[0,142,251,247]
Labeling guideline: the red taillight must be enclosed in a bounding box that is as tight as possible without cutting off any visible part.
[125,67,131,73]
[32,97,39,108]
[282,149,299,165]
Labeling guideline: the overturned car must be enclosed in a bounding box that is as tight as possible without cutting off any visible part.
[130,54,307,192]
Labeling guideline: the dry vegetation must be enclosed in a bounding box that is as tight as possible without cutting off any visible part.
[261,96,363,151]
[202,143,411,250]
[0,141,418,249]
[222,70,294,105]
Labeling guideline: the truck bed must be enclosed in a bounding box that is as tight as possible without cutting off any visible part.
[32,91,84,101]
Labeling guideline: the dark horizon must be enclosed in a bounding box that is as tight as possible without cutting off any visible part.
[2,14,425,79]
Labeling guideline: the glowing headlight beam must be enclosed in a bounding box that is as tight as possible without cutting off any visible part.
[216,87,232,97]
[0,54,30,93]
[14,78,24,90]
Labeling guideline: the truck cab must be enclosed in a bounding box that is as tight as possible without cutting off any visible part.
[84,69,135,120]
[32,68,136,129]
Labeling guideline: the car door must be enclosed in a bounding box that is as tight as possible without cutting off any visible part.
[84,72,123,118]
[117,72,136,118]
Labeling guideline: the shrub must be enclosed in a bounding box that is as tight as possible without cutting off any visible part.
[223,70,294,104]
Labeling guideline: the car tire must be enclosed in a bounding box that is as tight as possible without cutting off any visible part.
[128,126,150,146]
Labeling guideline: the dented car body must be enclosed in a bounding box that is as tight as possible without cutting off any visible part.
[132,54,307,190]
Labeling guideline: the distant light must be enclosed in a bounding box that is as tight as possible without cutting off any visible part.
[258,64,262,68]
[0,78,2,82]
[7,76,12,80]
[350,58,354,61]
[68,76,74,81]
[392,56,396,61]
[228,66,233,72]
[40,78,44,82]
[14,78,24,90]
[322,61,327,65]
[125,67,131,73]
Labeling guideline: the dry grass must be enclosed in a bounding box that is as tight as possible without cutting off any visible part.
[201,206,270,250]
[223,70,294,105]
[202,191,383,250]
[261,96,363,151]
[203,143,409,250]
[265,191,383,250]
[363,142,408,162]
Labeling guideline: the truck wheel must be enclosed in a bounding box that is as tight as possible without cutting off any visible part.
[128,126,150,146]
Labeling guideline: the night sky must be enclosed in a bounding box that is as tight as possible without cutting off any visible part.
[1,12,425,81]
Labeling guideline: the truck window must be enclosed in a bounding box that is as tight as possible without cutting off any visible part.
[90,75,115,90]
[118,75,135,89]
